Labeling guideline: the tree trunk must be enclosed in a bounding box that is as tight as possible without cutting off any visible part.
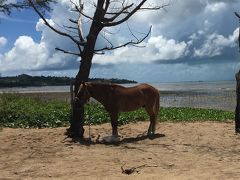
[67,30,103,137]
[67,1,105,138]
[235,71,240,133]
[235,12,240,133]
[68,56,93,138]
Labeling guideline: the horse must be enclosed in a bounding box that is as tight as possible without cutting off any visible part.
[74,82,160,138]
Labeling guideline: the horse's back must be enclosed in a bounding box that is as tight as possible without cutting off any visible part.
[111,83,159,112]
[139,83,159,100]
[113,83,159,97]
[137,83,159,92]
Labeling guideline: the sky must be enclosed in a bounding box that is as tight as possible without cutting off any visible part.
[0,0,240,83]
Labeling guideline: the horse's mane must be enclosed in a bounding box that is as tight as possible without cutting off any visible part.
[87,82,125,88]
[87,82,113,86]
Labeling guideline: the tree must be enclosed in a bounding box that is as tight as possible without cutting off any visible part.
[28,0,167,138]
[235,12,240,134]
[0,0,55,15]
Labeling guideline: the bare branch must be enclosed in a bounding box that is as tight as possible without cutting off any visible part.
[79,11,94,20]
[102,0,147,27]
[235,12,240,19]
[235,12,240,52]
[55,47,81,56]
[77,1,85,42]
[104,0,110,12]
[95,25,152,52]
[103,1,168,27]
[28,0,84,47]
[70,0,94,21]
[126,21,139,42]
[69,0,85,42]
[99,32,114,47]
[69,18,78,24]
[104,3,134,22]
[139,3,169,11]
[53,21,79,35]
[63,25,78,30]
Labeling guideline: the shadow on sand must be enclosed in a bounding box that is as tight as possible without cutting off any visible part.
[66,133,165,146]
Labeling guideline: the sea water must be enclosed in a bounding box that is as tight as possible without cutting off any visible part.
[0,81,235,93]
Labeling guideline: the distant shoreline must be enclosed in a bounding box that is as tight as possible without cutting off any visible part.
[0,74,137,87]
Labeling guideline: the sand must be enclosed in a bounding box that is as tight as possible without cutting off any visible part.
[1,121,240,179]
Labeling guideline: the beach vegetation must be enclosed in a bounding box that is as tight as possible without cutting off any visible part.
[0,93,234,128]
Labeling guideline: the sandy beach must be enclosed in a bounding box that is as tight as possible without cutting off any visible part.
[1,121,240,179]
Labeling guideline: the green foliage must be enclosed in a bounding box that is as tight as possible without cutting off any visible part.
[84,104,149,125]
[0,74,74,87]
[0,93,70,128]
[0,74,137,87]
[0,0,56,15]
[159,107,234,122]
[0,94,234,128]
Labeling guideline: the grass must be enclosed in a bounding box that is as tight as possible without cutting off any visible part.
[0,93,70,128]
[0,93,234,128]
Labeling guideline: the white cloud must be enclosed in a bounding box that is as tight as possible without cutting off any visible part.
[205,2,227,13]
[93,35,187,65]
[0,37,7,47]
[194,28,239,57]
[0,36,77,72]
[147,36,187,60]
[0,36,47,71]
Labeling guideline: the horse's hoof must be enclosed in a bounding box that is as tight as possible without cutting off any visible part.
[65,127,84,138]
[147,131,155,135]
[103,135,120,143]
[147,132,155,139]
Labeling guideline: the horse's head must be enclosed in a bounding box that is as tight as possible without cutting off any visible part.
[74,82,91,106]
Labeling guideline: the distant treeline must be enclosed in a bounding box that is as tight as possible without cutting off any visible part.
[0,74,137,87]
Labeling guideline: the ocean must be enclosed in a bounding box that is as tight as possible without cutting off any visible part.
[0,81,235,93]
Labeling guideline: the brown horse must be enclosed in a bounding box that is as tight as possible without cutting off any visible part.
[75,82,160,137]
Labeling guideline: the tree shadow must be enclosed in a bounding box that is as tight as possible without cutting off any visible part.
[65,133,165,146]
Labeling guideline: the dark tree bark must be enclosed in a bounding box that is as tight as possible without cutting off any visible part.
[235,71,240,133]
[235,12,240,134]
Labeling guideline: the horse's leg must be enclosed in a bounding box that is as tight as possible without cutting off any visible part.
[152,96,159,134]
[149,115,157,135]
[145,106,156,135]
[110,112,119,136]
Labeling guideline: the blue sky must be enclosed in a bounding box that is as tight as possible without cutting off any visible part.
[0,0,240,82]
